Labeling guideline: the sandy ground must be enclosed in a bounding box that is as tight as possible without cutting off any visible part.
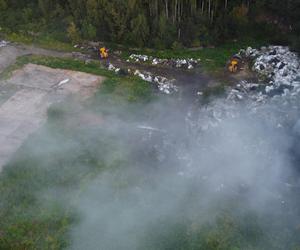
[0,46,104,170]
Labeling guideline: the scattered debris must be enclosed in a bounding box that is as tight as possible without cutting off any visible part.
[106,62,178,95]
[128,54,200,70]
[108,63,120,74]
[137,125,165,132]
[57,78,70,87]
[0,40,9,48]
[134,70,178,94]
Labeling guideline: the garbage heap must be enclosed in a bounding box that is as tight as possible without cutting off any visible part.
[128,54,201,70]
[194,46,300,132]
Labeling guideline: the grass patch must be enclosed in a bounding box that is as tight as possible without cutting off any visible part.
[14,55,114,78]
[4,32,77,52]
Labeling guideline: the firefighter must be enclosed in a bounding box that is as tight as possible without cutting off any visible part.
[229,59,239,73]
[228,54,242,73]
[99,47,109,59]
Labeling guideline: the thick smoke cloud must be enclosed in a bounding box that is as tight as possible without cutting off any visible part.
[62,91,300,249]
[15,46,298,249]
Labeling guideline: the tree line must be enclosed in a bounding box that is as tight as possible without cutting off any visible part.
[0,0,299,49]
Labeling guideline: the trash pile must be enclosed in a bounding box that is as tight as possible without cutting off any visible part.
[0,40,9,48]
[106,63,178,94]
[194,46,300,132]
[128,54,200,70]
[108,63,121,74]
[227,46,300,100]
[242,46,299,87]
[134,70,178,95]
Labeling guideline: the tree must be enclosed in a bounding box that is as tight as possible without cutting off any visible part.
[0,0,7,11]
[130,13,149,47]
[67,21,80,43]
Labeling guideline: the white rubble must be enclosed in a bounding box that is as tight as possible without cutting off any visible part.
[106,63,178,95]
[108,63,120,74]
[240,46,300,90]
[57,78,70,87]
[129,54,150,62]
[128,54,200,70]
[194,45,300,132]
[134,70,178,95]
[0,40,9,48]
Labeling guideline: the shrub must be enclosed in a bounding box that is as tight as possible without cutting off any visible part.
[67,21,80,44]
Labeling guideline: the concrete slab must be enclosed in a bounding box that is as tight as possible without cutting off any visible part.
[0,64,104,171]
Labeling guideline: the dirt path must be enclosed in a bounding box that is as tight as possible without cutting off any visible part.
[0,43,72,74]
[0,62,103,171]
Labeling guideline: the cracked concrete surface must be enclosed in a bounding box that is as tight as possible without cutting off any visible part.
[0,46,104,170]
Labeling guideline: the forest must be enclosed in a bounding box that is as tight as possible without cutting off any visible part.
[0,0,299,50]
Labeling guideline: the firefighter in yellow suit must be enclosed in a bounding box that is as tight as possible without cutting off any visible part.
[99,47,109,59]
[228,59,239,73]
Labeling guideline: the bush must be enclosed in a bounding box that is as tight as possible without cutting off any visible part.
[0,0,7,11]
[82,21,96,40]
[172,41,183,50]
[67,21,80,44]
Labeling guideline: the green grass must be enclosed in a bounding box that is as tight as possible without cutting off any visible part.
[16,55,115,78]
[4,32,78,52]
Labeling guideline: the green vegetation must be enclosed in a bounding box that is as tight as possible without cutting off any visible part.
[4,32,77,52]
[0,0,299,51]
[16,55,114,78]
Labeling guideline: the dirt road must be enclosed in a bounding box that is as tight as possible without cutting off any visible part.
[0,43,103,171]
[0,43,72,74]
